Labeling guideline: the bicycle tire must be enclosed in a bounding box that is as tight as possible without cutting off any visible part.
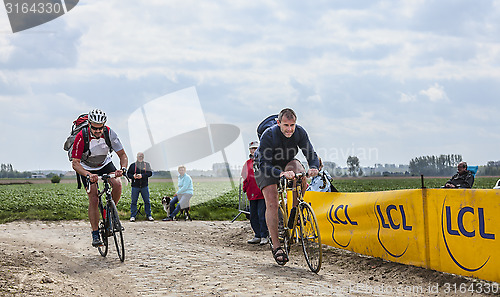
[277,205,290,256]
[109,201,125,262]
[97,205,108,257]
[298,202,322,273]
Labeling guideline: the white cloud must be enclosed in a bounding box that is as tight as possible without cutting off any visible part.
[2,0,500,170]
[399,92,417,103]
[419,83,449,102]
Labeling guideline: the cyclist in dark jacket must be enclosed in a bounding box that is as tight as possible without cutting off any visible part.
[254,108,319,265]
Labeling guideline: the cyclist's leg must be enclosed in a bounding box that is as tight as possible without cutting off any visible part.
[110,177,122,205]
[96,162,121,205]
[262,184,280,248]
[87,184,100,231]
[130,187,140,218]
[284,159,306,207]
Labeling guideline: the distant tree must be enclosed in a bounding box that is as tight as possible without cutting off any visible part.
[347,156,360,177]
[322,161,336,175]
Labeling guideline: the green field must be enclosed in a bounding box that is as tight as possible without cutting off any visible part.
[0,176,498,223]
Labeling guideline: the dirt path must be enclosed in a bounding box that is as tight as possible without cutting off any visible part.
[0,220,497,296]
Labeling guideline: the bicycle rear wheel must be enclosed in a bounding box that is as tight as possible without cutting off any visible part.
[108,201,125,262]
[298,202,322,273]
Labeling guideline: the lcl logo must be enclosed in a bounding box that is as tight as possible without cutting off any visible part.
[441,199,495,272]
[444,206,495,239]
[4,0,79,33]
[375,203,413,258]
[376,204,412,231]
[327,204,358,248]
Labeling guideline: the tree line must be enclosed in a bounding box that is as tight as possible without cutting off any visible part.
[0,163,32,178]
[409,154,462,176]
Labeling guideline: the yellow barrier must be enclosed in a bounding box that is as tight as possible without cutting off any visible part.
[304,189,500,283]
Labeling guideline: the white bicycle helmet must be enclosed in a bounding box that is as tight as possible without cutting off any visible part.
[88,109,107,124]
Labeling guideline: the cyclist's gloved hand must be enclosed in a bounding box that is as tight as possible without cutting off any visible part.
[115,167,126,178]
[308,168,319,177]
[280,170,295,180]
[88,173,99,183]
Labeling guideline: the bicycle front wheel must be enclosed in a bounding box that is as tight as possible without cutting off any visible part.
[97,203,108,257]
[298,202,322,273]
[98,221,108,257]
[108,201,125,262]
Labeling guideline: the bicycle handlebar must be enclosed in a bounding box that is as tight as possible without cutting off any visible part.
[85,170,129,193]
[280,172,309,181]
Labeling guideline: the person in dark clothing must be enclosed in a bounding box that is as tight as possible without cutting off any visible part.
[242,140,268,245]
[254,108,319,265]
[444,162,474,188]
[127,152,154,221]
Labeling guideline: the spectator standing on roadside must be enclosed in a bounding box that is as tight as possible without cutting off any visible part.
[242,141,269,245]
[127,152,154,222]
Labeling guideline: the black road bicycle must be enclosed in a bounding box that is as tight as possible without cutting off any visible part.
[86,173,126,262]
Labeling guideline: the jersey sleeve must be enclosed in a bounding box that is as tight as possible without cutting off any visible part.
[107,127,124,152]
[71,131,85,160]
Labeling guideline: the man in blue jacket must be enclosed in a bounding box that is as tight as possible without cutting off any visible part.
[255,108,319,265]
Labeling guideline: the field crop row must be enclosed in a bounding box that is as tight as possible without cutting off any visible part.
[0,176,498,223]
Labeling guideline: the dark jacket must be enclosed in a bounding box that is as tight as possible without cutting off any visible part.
[446,170,474,188]
[127,161,152,188]
[256,124,319,178]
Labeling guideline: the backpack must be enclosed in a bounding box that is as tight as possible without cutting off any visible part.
[63,114,113,189]
[63,114,112,162]
[256,114,278,139]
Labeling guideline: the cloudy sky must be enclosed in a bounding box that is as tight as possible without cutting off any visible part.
[1,0,500,172]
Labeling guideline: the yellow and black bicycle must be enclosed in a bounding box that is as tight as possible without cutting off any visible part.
[276,172,322,273]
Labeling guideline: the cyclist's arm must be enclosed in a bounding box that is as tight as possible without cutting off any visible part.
[126,163,135,179]
[257,128,282,178]
[72,158,99,183]
[296,126,319,176]
[114,149,128,177]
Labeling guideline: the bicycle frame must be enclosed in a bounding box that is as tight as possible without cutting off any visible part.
[277,174,305,247]
[277,172,322,273]
[86,173,125,262]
